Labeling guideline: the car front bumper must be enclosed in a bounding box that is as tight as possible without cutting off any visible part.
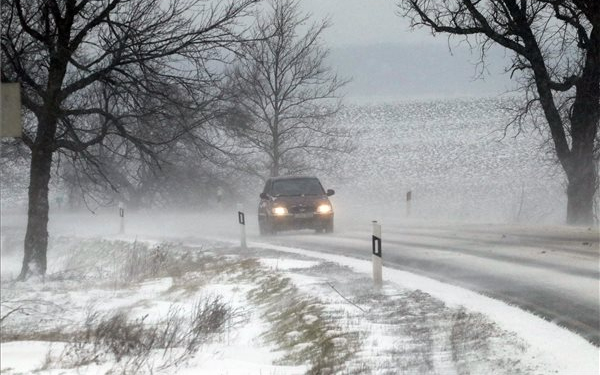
[270,213,333,230]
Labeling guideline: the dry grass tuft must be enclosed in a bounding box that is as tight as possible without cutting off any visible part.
[248,274,362,374]
[41,295,238,373]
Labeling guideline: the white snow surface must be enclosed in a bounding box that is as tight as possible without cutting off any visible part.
[0,246,306,374]
[247,240,600,375]
[1,234,599,374]
[259,258,321,270]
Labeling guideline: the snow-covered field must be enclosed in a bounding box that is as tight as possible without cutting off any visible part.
[1,97,574,224]
[328,97,567,224]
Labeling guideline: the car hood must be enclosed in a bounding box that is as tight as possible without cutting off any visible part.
[271,195,329,206]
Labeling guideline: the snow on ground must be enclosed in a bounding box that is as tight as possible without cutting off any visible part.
[248,240,599,375]
[259,258,321,271]
[2,234,598,374]
[1,239,306,375]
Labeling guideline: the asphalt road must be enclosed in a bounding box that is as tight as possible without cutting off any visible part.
[249,220,600,346]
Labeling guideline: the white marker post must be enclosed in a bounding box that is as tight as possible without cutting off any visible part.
[237,203,247,249]
[118,201,125,234]
[372,220,382,288]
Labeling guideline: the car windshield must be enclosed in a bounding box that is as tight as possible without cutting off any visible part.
[271,178,324,196]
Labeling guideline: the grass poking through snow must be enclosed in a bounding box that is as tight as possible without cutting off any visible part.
[248,275,362,374]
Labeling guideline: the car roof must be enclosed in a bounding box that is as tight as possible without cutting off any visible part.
[267,175,320,182]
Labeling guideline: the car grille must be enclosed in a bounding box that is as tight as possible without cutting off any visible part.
[288,205,315,214]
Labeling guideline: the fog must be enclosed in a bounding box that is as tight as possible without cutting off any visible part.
[329,43,514,101]
[2,96,566,229]
[303,0,515,100]
[0,0,552,227]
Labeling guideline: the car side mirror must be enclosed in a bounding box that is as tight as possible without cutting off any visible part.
[260,192,268,199]
[326,189,335,196]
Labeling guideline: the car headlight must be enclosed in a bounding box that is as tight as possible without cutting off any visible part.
[272,206,288,215]
[316,204,332,214]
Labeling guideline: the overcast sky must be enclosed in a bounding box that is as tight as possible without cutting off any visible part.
[301,0,420,46]
[297,0,515,101]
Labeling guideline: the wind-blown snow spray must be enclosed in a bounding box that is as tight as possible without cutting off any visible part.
[237,203,247,249]
[372,220,382,288]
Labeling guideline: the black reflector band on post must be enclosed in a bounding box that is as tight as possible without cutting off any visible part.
[372,235,381,257]
[237,203,247,249]
[371,221,383,288]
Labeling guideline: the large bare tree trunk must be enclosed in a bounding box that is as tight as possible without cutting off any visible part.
[270,154,280,177]
[19,144,53,279]
[271,123,280,177]
[565,27,600,226]
[270,164,280,177]
[566,160,596,225]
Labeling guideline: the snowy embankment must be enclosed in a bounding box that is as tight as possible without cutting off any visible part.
[247,240,599,374]
[1,235,598,374]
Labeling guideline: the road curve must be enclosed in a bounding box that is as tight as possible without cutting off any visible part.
[247,220,600,346]
[9,211,597,346]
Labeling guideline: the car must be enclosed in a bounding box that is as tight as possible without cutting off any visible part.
[258,176,334,235]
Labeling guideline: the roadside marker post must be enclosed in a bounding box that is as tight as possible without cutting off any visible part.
[118,201,125,234]
[406,190,412,217]
[372,220,382,288]
[238,203,247,249]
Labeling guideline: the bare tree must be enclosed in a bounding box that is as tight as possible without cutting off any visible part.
[400,0,599,225]
[224,0,350,179]
[1,0,257,279]
[53,89,232,211]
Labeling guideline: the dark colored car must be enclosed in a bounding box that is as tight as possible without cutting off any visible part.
[258,176,335,235]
